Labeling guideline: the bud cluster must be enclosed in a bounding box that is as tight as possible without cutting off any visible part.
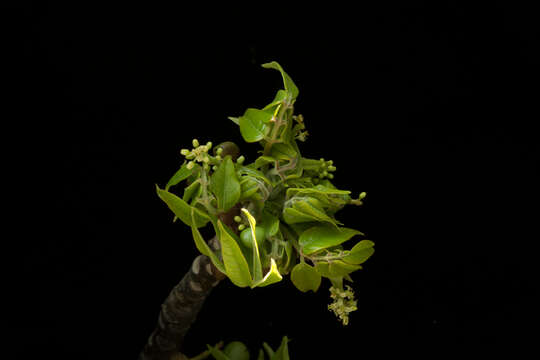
[311,158,337,184]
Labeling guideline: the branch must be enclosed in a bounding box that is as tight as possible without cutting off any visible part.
[138,246,226,360]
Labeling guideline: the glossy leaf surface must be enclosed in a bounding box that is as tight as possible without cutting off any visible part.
[156,185,209,228]
[299,225,363,255]
[191,217,226,274]
[343,240,375,265]
[239,108,270,142]
[218,220,252,287]
[165,162,194,191]
[291,262,321,292]
[262,61,299,100]
[210,156,241,212]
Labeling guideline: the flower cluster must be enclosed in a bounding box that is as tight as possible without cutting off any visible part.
[180,139,214,170]
[328,285,358,325]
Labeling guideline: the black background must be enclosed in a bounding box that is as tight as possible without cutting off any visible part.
[14,2,538,359]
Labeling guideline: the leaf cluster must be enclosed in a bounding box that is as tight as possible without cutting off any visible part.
[156,62,374,324]
[203,337,290,360]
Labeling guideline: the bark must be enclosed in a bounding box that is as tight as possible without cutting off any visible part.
[140,143,241,359]
[138,237,226,360]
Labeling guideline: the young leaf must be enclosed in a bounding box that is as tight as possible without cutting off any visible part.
[241,208,263,283]
[252,258,283,288]
[262,61,299,100]
[314,261,332,278]
[269,143,297,161]
[328,260,362,277]
[156,185,209,228]
[280,240,294,274]
[263,343,275,359]
[191,217,226,274]
[261,212,280,237]
[283,197,338,226]
[239,108,271,142]
[291,262,321,292]
[262,89,288,111]
[238,166,272,185]
[217,220,252,287]
[299,225,363,255]
[272,336,290,360]
[228,116,240,125]
[165,162,194,191]
[343,240,375,265]
[250,155,277,169]
[210,156,241,212]
[182,180,201,204]
[286,185,351,199]
[223,341,250,360]
[207,345,231,360]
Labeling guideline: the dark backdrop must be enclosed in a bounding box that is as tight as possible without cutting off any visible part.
[16,2,538,359]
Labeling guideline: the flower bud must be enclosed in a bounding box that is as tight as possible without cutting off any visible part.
[186,161,195,170]
[236,155,245,165]
[328,165,336,172]
[206,141,212,149]
[192,139,199,147]
[180,149,190,156]
[234,216,242,223]
[216,147,223,155]
[238,224,246,231]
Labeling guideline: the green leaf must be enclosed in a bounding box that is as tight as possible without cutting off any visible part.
[207,345,231,360]
[280,239,294,274]
[291,262,321,292]
[263,343,274,359]
[241,208,263,283]
[250,155,277,169]
[252,258,283,288]
[286,185,351,199]
[182,180,201,204]
[165,162,194,191]
[328,260,362,277]
[238,166,272,186]
[228,116,240,125]
[210,156,241,212]
[262,61,299,100]
[257,349,265,360]
[262,89,288,111]
[239,178,261,201]
[314,261,332,278]
[223,341,250,360]
[283,197,339,226]
[217,220,252,287]
[239,108,271,142]
[156,185,209,228]
[269,143,297,161]
[191,219,226,274]
[272,336,290,360]
[343,240,375,265]
[261,212,280,237]
[299,225,363,255]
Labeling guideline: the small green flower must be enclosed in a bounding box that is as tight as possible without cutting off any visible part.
[328,285,358,325]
